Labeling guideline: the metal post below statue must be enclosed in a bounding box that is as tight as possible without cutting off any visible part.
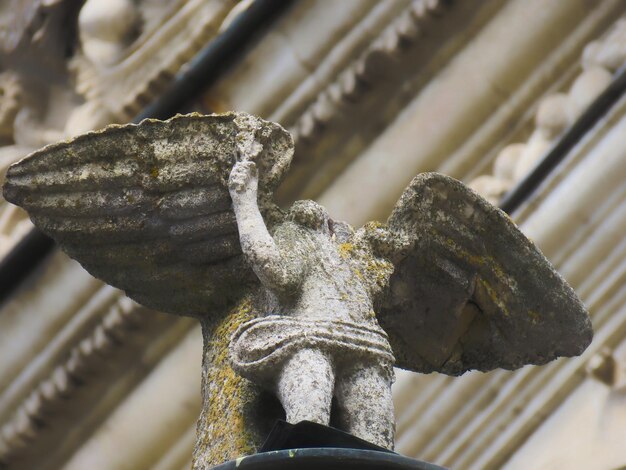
[211,421,447,470]
[213,449,446,470]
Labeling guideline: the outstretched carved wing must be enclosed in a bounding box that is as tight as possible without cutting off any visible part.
[377,173,593,375]
[3,113,293,317]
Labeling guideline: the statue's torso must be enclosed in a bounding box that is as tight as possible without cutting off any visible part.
[268,223,389,332]
[230,221,396,382]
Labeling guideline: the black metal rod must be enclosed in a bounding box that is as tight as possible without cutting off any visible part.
[0,229,55,301]
[0,0,294,305]
[500,65,626,214]
[134,0,295,122]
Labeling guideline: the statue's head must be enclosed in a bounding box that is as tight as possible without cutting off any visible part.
[288,200,330,234]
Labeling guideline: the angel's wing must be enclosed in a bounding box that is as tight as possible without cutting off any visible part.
[2,113,293,317]
[377,173,592,375]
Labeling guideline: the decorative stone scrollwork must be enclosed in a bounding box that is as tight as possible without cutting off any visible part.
[67,0,238,132]
[0,0,82,148]
[290,0,444,144]
[0,296,144,466]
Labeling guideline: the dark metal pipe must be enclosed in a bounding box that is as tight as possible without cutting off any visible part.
[0,229,55,302]
[0,0,295,305]
[134,0,295,122]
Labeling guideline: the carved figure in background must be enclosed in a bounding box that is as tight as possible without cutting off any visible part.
[78,0,139,66]
[2,113,593,464]
[469,18,626,205]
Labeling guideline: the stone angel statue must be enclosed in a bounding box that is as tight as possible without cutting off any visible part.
[2,113,592,468]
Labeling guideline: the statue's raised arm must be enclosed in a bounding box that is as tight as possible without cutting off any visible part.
[228,160,304,295]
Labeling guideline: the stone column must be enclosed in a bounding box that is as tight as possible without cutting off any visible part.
[193,297,281,469]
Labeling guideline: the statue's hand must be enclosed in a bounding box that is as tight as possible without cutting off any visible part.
[229,161,258,199]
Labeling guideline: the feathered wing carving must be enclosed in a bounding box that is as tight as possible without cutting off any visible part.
[3,114,592,374]
[377,173,593,375]
[3,112,294,317]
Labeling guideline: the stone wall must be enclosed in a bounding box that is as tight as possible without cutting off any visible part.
[0,1,625,469]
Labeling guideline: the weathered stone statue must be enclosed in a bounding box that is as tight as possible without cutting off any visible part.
[228,160,397,448]
[2,112,593,468]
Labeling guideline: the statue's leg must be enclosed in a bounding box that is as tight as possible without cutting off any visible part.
[276,348,334,424]
[335,361,395,449]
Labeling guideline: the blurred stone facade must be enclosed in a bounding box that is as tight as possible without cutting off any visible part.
[0,1,625,469]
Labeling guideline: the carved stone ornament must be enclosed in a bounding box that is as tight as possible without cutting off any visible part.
[2,112,593,468]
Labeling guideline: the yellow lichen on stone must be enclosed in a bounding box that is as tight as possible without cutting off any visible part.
[364,220,385,230]
[192,297,262,470]
[528,310,540,324]
[338,242,354,259]
[352,267,364,281]
[442,233,512,292]
[478,278,510,317]
[365,258,393,289]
